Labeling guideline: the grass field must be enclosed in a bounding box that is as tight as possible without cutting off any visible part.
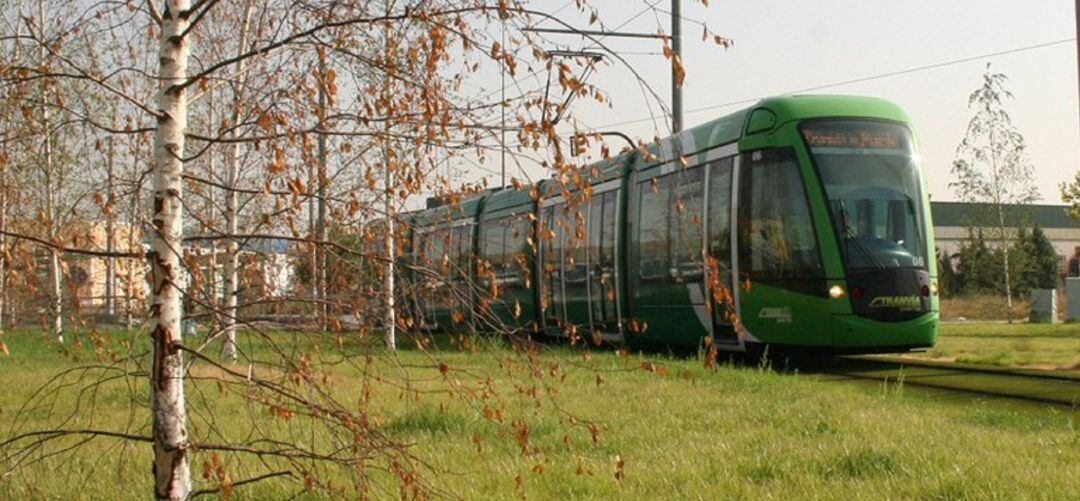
[915,322,1080,371]
[0,327,1077,500]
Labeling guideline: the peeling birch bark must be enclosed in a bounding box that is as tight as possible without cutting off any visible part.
[149,1,192,499]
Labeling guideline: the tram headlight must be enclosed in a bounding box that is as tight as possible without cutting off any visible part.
[930,281,939,296]
[828,284,846,299]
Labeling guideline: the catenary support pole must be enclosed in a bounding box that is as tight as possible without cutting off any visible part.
[671,0,683,133]
[500,19,507,189]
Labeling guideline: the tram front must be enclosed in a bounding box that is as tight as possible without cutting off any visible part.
[801,120,938,350]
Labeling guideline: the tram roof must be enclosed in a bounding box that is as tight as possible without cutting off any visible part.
[629,94,911,172]
[412,192,487,227]
[750,95,911,125]
[410,95,912,222]
[482,186,536,217]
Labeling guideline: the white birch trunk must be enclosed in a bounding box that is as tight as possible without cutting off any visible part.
[125,156,138,331]
[106,127,116,318]
[307,156,316,316]
[384,172,396,350]
[0,162,6,330]
[149,1,192,498]
[383,10,396,350]
[307,129,317,315]
[986,102,1013,318]
[39,0,62,343]
[206,91,219,331]
[222,144,238,361]
[221,0,255,362]
[0,23,15,331]
[316,53,328,332]
[49,250,61,339]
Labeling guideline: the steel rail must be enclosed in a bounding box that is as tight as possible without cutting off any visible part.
[812,356,1080,408]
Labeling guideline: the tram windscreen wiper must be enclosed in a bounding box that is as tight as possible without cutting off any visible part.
[836,199,886,270]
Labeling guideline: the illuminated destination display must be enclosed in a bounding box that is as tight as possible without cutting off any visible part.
[802,125,904,150]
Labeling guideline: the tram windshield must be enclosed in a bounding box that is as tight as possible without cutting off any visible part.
[802,120,929,271]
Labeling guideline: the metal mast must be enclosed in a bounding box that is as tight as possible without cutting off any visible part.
[671,0,683,132]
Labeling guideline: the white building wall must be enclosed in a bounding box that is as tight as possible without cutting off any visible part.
[934,226,1080,259]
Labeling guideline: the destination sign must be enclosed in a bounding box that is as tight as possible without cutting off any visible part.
[802,124,905,150]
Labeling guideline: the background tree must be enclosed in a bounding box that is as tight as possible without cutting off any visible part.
[1061,170,1080,223]
[1016,226,1059,293]
[954,230,998,294]
[936,248,959,297]
[950,63,1039,314]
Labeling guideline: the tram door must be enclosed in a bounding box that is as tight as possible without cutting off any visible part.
[540,204,564,332]
[562,203,591,332]
[666,167,709,346]
[706,157,739,344]
[423,230,439,327]
[542,192,621,339]
[587,188,620,335]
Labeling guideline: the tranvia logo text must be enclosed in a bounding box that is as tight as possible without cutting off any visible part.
[758,307,792,323]
[869,296,921,310]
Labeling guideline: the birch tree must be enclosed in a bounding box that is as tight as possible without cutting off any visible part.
[219,0,256,362]
[146,1,193,496]
[950,64,1039,312]
[34,0,63,342]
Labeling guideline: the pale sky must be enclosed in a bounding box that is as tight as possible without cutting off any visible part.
[466,0,1080,204]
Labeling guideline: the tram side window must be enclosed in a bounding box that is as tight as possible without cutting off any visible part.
[457,225,473,280]
[638,175,671,283]
[453,225,472,316]
[588,195,603,284]
[555,203,575,296]
[441,228,454,279]
[669,166,705,283]
[429,229,444,277]
[504,216,529,289]
[429,228,449,308]
[419,231,430,277]
[587,193,607,323]
[599,191,618,318]
[410,230,423,270]
[448,226,461,278]
[738,149,824,282]
[480,219,505,293]
[540,205,561,321]
[707,157,734,269]
[600,191,617,271]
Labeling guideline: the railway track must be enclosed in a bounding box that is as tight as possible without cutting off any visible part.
[802,356,1080,407]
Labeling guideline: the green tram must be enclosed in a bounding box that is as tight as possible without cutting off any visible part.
[406,95,938,353]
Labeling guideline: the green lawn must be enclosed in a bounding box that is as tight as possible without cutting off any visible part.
[0,327,1077,499]
[915,322,1080,371]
